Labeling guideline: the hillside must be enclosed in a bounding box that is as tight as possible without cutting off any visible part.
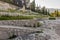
[0,1,18,10]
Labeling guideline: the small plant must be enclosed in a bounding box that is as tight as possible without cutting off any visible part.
[33,22,42,27]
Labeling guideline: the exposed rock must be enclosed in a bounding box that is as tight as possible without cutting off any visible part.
[0,20,60,40]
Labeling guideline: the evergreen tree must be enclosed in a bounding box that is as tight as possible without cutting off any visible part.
[41,6,49,15]
[30,0,35,11]
[35,4,40,13]
[41,6,45,14]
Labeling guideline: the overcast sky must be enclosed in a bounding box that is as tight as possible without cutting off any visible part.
[30,0,60,9]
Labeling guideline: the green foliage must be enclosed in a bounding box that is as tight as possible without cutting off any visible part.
[49,17,56,20]
[30,0,35,11]
[35,6,50,15]
[50,9,60,17]
[33,22,42,27]
[41,6,49,15]
[54,10,60,17]
[0,15,34,20]
[35,5,41,13]
[0,0,50,16]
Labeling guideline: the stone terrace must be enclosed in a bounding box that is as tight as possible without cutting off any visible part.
[0,20,38,27]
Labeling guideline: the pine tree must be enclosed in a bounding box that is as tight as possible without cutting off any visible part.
[41,6,45,14]
[30,0,35,11]
[41,6,49,15]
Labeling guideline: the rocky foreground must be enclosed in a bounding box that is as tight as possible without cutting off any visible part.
[40,20,60,40]
[0,20,60,40]
[13,20,60,40]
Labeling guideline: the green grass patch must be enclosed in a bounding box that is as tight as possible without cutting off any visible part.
[0,15,34,20]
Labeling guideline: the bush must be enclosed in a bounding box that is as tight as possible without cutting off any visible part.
[49,17,56,20]
[33,22,42,27]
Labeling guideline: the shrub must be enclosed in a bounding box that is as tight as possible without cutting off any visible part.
[33,22,42,27]
[49,17,56,20]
